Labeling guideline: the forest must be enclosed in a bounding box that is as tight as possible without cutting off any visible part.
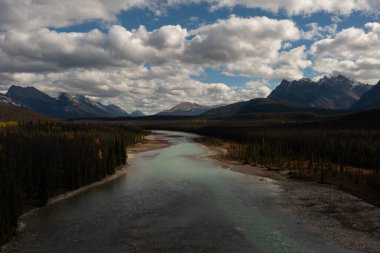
[0,121,145,245]
[197,126,380,181]
[117,111,380,205]
[3,110,380,244]
[194,120,380,206]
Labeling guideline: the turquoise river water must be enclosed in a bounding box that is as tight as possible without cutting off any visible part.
[6,131,349,253]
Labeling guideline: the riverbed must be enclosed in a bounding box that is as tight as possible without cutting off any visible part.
[5,131,349,253]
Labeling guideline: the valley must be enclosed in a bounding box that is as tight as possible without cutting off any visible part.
[6,131,376,253]
[1,75,380,252]
[1,2,380,252]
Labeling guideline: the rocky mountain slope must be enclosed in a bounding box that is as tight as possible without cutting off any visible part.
[268,75,371,110]
[5,86,129,119]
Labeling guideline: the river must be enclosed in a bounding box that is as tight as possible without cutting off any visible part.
[6,131,349,253]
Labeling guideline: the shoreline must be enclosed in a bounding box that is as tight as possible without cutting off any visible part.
[198,140,380,253]
[1,136,171,252]
[22,137,170,218]
[3,132,379,252]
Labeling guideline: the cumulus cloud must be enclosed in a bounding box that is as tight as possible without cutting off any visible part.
[302,23,338,40]
[185,16,300,61]
[245,80,271,97]
[0,25,188,72]
[182,16,310,80]
[205,0,380,15]
[0,16,309,80]
[311,22,380,84]
[1,0,379,31]
[0,0,149,30]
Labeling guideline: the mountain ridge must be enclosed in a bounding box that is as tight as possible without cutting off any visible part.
[202,98,344,116]
[2,75,379,119]
[157,102,214,116]
[352,81,380,111]
[130,110,145,117]
[4,86,129,119]
[268,75,371,110]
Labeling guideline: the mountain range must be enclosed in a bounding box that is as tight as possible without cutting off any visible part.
[156,102,217,116]
[204,75,379,117]
[130,110,146,117]
[1,75,379,119]
[2,86,130,119]
[202,98,346,117]
[268,75,371,110]
[351,80,380,111]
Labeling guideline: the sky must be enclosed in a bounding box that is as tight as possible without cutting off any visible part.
[0,0,379,114]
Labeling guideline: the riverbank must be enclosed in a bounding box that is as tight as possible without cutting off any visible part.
[197,139,380,253]
[25,137,170,217]
[1,136,170,252]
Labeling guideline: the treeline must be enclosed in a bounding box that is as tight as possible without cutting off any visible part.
[113,111,380,204]
[196,125,380,187]
[0,106,49,122]
[0,122,145,245]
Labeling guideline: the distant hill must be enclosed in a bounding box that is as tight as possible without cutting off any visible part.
[0,105,50,122]
[157,102,214,116]
[130,110,145,117]
[325,109,380,129]
[351,81,380,111]
[202,98,344,116]
[5,86,129,119]
[268,75,371,110]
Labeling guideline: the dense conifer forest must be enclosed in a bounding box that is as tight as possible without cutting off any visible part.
[190,117,380,205]
[2,109,380,245]
[0,121,145,244]
[117,111,380,204]
[197,126,380,182]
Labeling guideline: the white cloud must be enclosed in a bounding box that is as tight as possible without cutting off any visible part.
[302,22,337,40]
[1,0,379,31]
[148,25,187,50]
[185,16,300,62]
[311,22,380,84]
[245,80,271,97]
[0,0,149,30]
[205,0,379,15]
[0,24,188,72]
[0,16,309,80]
[222,45,311,80]
[183,16,309,79]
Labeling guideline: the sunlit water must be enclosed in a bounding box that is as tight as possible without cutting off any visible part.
[7,131,349,253]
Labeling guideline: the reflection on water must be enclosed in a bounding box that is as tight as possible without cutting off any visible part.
[7,131,348,253]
